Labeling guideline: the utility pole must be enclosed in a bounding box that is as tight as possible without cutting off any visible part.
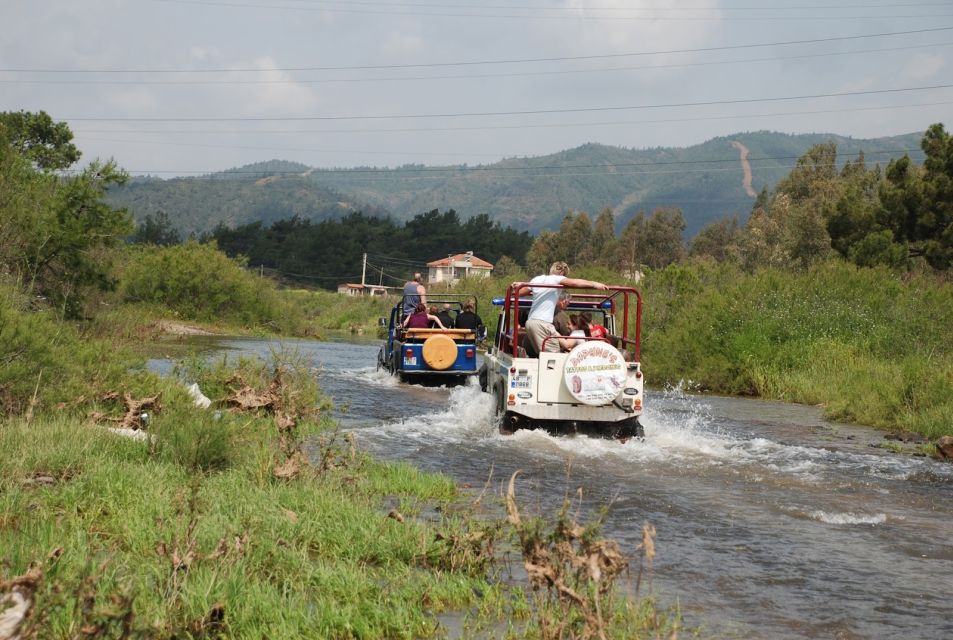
[361,252,367,286]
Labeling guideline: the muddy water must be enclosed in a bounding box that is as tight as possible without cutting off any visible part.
[155,337,953,639]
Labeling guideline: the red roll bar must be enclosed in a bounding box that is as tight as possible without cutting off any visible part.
[500,282,641,361]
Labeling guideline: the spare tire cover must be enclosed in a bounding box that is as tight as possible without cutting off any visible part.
[422,334,457,370]
[563,342,627,405]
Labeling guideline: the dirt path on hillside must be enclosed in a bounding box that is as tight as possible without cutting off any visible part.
[731,141,757,197]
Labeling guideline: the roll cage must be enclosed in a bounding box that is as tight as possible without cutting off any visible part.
[491,283,642,360]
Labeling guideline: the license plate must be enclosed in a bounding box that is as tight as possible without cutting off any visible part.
[404,357,417,365]
[511,377,531,389]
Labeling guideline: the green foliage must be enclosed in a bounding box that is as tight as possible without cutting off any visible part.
[642,260,953,435]
[0,117,133,318]
[209,209,532,291]
[154,406,235,473]
[0,109,80,170]
[847,230,909,269]
[0,283,148,417]
[119,240,304,329]
[689,215,741,262]
[877,123,953,269]
[285,288,393,334]
[0,411,495,638]
[130,209,181,246]
[528,207,686,275]
[639,207,687,269]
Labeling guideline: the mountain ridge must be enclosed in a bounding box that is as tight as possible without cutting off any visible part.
[107,129,927,238]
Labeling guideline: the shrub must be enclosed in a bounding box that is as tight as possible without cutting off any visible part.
[0,282,145,417]
[119,241,305,331]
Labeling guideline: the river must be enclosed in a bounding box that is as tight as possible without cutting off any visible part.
[151,336,953,639]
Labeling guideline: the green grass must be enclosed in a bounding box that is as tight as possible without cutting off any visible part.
[0,411,492,638]
[641,260,953,437]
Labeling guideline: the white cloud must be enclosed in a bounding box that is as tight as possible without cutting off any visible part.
[553,0,722,56]
[104,87,160,112]
[902,54,945,83]
[238,57,322,115]
[189,46,222,62]
[381,32,425,58]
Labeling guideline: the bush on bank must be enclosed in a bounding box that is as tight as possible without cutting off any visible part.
[118,241,309,334]
[641,260,953,438]
[0,282,159,417]
[284,288,394,335]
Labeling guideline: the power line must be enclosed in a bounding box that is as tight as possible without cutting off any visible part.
[69,99,953,135]
[149,0,953,21]
[79,136,505,158]
[7,41,951,86]
[366,254,431,268]
[98,152,917,180]
[157,0,953,13]
[106,148,921,175]
[61,82,953,122]
[258,266,364,281]
[5,26,951,74]
[365,261,418,283]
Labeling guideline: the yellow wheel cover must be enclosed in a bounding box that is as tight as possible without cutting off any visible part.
[422,334,457,370]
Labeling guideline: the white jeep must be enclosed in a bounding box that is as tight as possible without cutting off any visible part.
[479,283,645,440]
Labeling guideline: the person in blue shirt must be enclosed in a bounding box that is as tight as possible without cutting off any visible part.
[402,273,427,318]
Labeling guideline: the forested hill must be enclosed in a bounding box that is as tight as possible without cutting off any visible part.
[107,130,925,238]
[106,161,391,237]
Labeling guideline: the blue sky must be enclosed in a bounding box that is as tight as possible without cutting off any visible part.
[3,0,951,175]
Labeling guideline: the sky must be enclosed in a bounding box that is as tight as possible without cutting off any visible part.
[2,0,952,176]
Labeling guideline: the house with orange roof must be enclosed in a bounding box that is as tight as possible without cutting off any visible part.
[427,251,494,283]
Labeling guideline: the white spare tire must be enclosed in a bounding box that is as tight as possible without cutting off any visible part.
[562,342,627,406]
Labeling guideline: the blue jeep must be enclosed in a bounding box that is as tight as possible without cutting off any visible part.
[377,296,484,385]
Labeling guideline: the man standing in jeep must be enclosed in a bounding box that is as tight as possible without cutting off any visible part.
[402,273,427,317]
[517,262,608,354]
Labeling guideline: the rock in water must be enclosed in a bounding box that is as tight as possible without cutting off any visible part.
[935,435,953,460]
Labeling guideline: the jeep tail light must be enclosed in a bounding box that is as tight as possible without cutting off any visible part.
[635,371,642,379]
[405,348,413,357]
[510,367,516,374]
[466,348,474,358]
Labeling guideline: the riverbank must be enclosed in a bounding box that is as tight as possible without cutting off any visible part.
[0,293,679,637]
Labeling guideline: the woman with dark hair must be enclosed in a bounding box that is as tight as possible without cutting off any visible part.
[580,311,608,341]
[403,302,446,330]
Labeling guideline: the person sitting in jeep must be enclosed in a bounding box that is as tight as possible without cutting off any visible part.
[454,301,482,333]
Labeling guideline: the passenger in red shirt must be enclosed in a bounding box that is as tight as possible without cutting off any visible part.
[581,311,608,340]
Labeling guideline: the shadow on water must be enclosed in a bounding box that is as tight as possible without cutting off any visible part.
[152,336,953,640]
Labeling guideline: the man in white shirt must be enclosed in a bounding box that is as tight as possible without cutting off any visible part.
[517,261,608,354]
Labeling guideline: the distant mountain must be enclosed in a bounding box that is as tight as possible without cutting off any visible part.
[109,161,389,237]
[107,131,926,238]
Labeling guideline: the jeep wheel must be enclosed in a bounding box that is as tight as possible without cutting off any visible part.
[494,385,515,435]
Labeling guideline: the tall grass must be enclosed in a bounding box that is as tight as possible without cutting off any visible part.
[641,260,953,437]
[0,345,498,638]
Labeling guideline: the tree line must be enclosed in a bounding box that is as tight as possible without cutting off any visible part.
[205,209,533,288]
[525,123,953,276]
